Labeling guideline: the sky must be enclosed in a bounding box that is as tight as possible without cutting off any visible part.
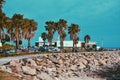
[2,0,120,48]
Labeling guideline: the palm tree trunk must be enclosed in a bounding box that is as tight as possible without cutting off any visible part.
[49,40,52,46]
[28,39,30,50]
[43,40,45,47]
[73,40,75,52]
[60,39,63,49]
[16,40,19,49]
[15,39,19,53]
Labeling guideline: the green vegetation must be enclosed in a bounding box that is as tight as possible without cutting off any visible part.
[0,44,15,50]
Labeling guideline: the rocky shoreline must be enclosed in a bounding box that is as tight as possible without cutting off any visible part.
[0,51,120,80]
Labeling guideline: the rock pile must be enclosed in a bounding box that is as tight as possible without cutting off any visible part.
[0,51,120,80]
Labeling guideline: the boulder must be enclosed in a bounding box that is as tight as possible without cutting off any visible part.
[10,60,18,66]
[94,59,99,66]
[33,76,39,80]
[79,62,86,69]
[70,65,77,71]
[5,67,12,73]
[15,65,22,73]
[22,66,36,75]
[59,59,63,64]
[47,68,53,74]
[39,61,47,66]
[27,59,37,67]
[37,72,53,80]
[0,66,6,70]
[81,58,88,65]
[23,75,32,80]
[99,59,106,66]
[10,64,22,73]
[48,57,59,64]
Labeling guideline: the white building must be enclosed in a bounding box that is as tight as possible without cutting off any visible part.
[35,37,96,48]
[56,41,82,48]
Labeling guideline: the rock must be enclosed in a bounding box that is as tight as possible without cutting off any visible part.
[27,59,37,67]
[10,60,18,66]
[81,58,88,65]
[99,59,106,66]
[85,57,91,61]
[94,59,99,66]
[5,67,12,73]
[59,59,63,64]
[52,68,57,72]
[23,75,32,80]
[33,76,39,80]
[47,68,53,74]
[39,61,46,66]
[49,57,59,64]
[47,60,53,65]
[37,72,53,80]
[36,66,42,72]
[22,66,36,75]
[79,62,86,69]
[0,66,6,70]
[1,51,120,80]
[70,65,77,71]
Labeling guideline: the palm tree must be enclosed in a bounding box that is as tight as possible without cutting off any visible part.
[68,24,80,52]
[1,34,10,44]
[84,34,90,43]
[84,35,91,50]
[0,10,7,44]
[0,0,6,46]
[81,42,85,50]
[11,14,24,49]
[41,32,47,47]
[5,17,16,45]
[0,0,5,10]
[45,21,56,46]
[22,18,37,49]
[57,19,67,49]
[92,44,97,51]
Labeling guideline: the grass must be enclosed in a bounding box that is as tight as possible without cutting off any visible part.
[0,48,99,58]
[0,52,40,58]
[0,51,56,58]
[0,70,22,80]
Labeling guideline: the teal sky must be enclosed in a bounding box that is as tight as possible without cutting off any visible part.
[3,0,120,48]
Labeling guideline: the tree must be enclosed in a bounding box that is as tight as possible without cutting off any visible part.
[10,14,24,49]
[22,18,37,49]
[41,32,47,47]
[1,34,10,44]
[68,24,80,52]
[81,42,85,50]
[56,19,67,49]
[0,8,7,44]
[84,34,90,43]
[92,44,97,51]
[5,17,16,45]
[0,0,5,10]
[45,21,56,46]
[84,34,91,50]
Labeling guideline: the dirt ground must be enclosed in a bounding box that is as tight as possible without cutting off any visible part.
[0,70,21,80]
